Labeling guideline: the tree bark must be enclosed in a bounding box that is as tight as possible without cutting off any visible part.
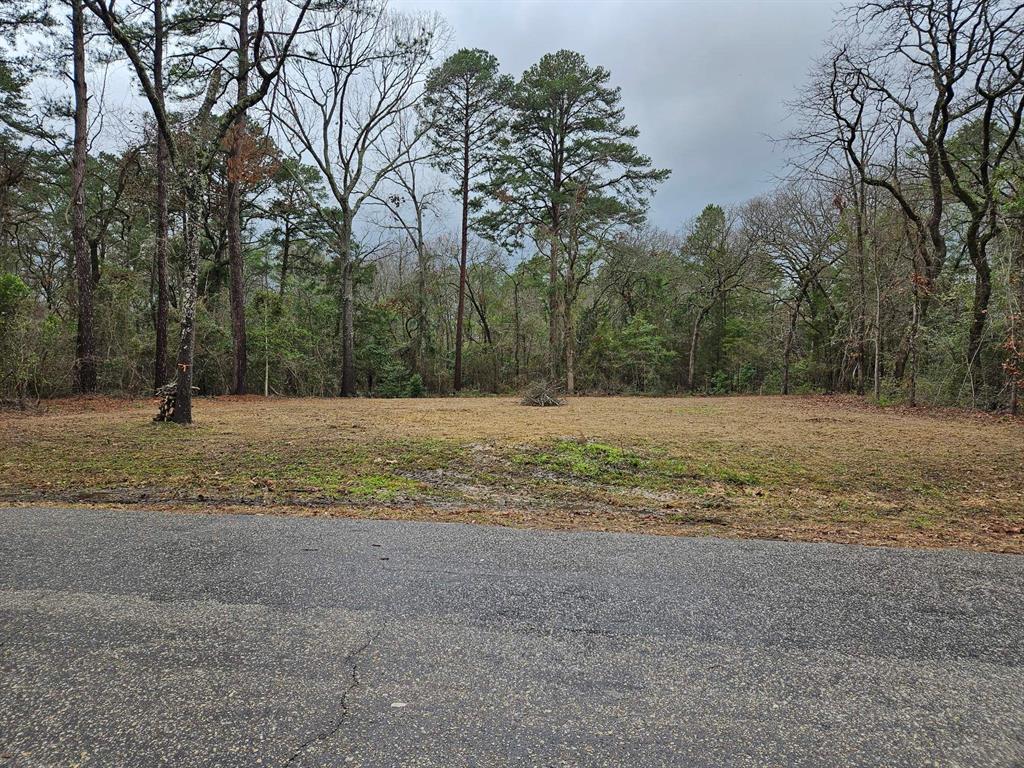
[907,288,920,407]
[687,309,706,392]
[71,0,96,392]
[548,220,561,383]
[340,257,356,396]
[873,259,882,401]
[966,234,992,392]
[339,209,355,396]
[226,0,250,395]
[453,105,470,392]
[152,0,169,390]
[415,225,428,382]
[88,238,101,286]
[547,144,564,385]
[854,183,867,395]
[782,305,800,396]
[563,268,575,395]
[1013,246,1023,416]
[512,278,521,385]
[171,182,201,423]
[278,220,290,297]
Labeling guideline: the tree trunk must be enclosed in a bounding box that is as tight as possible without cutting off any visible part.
[171,182,202,424]
[967,247,991,389]
[894,239,940,381]
[873,262,882,401]
[548,199,561,383]
[855,184,867,395]
[564,290,575,396]
[71,0,96,393]
[415,224,428,382]
[687,311,704,391]
[512,279,521,386]
[340,246,356,397]
[278,220,290,297]
[716,288,726,372]
[263,263,270,397]
[1012,246,1023,416]
[453,113,470,392]
[152,0,169,391]
[226,0,250,395]
[782,305,800,396]
[907,288,920,407]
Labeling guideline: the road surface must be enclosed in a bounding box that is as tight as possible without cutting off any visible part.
[1,506,1022,767]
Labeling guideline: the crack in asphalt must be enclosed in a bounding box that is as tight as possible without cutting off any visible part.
[282,625,384,767]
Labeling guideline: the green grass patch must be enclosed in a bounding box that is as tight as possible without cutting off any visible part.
[513,439,761,490]
[345,473,420,501]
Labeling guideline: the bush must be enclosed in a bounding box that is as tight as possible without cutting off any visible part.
[0,274,32,401]
[375,359,423,398]
[709,370,730,395]
[0,273,29,317]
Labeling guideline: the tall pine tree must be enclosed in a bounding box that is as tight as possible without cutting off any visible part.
[480,50,668,392]
[420,49,511,392]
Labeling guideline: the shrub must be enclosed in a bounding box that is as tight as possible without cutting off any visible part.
[375,360,423,398]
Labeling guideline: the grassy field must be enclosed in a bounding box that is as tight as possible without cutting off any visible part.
[2,395,1022,552]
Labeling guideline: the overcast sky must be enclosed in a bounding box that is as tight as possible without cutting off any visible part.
[395,0,842,230]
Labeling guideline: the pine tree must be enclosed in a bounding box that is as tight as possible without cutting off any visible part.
[420,48,512,392]
[480,50,669,392]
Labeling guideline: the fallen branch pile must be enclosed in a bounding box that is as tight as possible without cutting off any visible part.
[520,381,566,407]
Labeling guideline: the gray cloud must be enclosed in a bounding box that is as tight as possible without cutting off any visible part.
[395,0,841,230]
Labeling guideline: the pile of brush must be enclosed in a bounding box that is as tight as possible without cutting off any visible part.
[520,380,566,407]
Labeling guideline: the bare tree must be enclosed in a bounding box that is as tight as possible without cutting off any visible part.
[789,67,887,396]
[272,0,445,396]
[821,0,1024,399]
[746,184,843,395]
[84,0,316,422]
[368,117,444,386]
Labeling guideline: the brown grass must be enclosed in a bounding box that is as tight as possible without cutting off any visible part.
[2,394,1022,553]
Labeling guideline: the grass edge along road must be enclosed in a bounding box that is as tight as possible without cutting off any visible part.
[2,394,1022,553]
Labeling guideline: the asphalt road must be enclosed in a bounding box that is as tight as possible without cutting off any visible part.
[1,507,1022,767]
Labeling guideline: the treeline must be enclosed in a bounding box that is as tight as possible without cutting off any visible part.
[1,0,1022,418]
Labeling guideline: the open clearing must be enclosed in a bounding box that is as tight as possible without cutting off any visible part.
[2,395,1022,552]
